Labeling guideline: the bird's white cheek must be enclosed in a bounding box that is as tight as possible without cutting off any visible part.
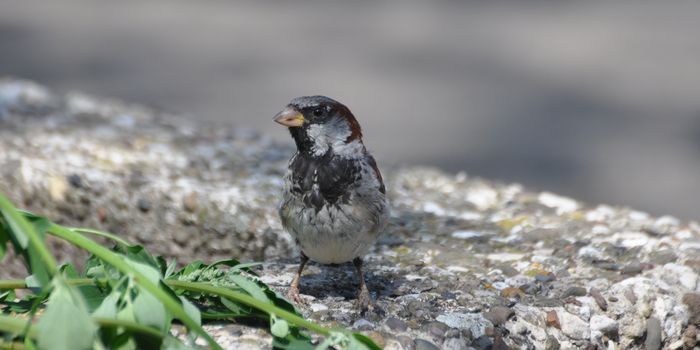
[306,124,329,156]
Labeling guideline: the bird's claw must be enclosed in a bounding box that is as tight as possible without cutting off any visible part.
[287,285,307,305]
[355,285,372,312]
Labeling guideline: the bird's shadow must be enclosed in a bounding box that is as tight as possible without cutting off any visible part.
[296,262,393,300]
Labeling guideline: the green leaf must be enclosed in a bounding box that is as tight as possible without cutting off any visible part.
[78,284,109,312]
[163,259,177,279]
[179,296,201,327]
[59,263,80,278]
[116,244,161,270]
[24,274,42,289]
[37,279,98,350]
[0,289,15,302]
[24,338,38,350]
[351,333,383,350]
[219,296,248,314]
[0,224,7,261]
[226,274,269,302]
[270,315,290,338]
[133,288,169,332]
[162,335,192,350]
[93,291,120,319]
[117,299,137,323]
[124,259,161,285]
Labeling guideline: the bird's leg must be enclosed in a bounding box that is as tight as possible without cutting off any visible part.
[287,253,309,304]
[353,257,371,311]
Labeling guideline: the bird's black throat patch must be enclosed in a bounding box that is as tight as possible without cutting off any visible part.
[288,127,315,155]
[289,151,361,212]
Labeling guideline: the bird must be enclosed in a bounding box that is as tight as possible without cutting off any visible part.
[273,96,389,310]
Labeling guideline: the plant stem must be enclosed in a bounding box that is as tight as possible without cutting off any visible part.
[0,341,26,350]
[0,195,58,276]
[0,278,100,290]
[92,317,163,339]
[68,228,131,247]
[1,278,332,335]
[0,314,162,341]
[0,280,25,290]
[0,315,37,338]
[167,280,331,336]
[46,225,223,350]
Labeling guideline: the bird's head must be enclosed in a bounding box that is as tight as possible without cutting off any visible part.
[273,96,364,157]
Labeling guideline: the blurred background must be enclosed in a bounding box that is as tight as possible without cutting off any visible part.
[1,0,699,220]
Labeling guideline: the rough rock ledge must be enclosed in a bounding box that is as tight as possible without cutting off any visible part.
[1,78,699,349]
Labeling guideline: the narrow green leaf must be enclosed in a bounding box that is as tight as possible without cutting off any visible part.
[0,289,15,302]
[226,274,269,302]
[219,296,247,314]
[0,195,57,286]
[350,333,382,350]
[179,296,201,327]
[0,225,7,261]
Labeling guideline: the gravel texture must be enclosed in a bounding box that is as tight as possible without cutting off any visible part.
[1,78,700,349]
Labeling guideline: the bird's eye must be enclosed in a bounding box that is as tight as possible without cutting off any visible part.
[312,108,324,117]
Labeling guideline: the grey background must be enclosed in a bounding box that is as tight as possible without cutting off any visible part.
[2,0,699,219]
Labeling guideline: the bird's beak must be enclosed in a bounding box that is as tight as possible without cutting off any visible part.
[273,106,305,127]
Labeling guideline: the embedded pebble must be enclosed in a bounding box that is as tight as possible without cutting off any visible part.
[558,311,590,340]
[386,317,408,332]
[442,337,469,350]
[471,335,493,350]
[483,306,514,326]
[561,286,587,299]
[589,288,608,311]
[683,293,700,325]
[414,338,440,350]
[645,317,662,350]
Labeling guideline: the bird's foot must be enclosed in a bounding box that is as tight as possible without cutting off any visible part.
[286,285,306,305]
[355,285,372,312]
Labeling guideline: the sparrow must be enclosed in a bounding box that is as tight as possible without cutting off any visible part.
[273,96,389,310]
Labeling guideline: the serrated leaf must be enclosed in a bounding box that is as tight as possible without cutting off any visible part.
[37,279,98,350]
